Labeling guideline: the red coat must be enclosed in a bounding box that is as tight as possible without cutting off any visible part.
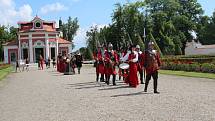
[104,50,118,75]
[142,50,161,74]
[93,50,105,74]
[128,53,139,87]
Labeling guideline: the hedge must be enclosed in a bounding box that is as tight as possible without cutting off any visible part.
[163,55,215,59]
[161,57,215,64]
[0,64,11,70]
[161,62,215,74]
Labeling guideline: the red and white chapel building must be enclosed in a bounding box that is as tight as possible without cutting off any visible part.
[3,16,72,64]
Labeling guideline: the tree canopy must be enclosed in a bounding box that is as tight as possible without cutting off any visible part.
[59,16,79,50]
[86,0,214,56]
[0,25,18,61]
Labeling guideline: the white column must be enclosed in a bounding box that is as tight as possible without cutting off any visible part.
[69,44,72,54]
[56,38,59,57]
[45,34,49,60]
[29,34,34,63]
[18,35,21,60]
[4,47,8,63]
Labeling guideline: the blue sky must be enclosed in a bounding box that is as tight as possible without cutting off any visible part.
[0,0,214,50]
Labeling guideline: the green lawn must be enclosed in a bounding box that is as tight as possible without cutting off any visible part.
[159,70,215,79]
[0,66,12,81]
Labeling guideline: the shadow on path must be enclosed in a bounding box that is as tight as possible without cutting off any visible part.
[111,91,154,97]
[67,82,96,87]
[98,85,131,91]
[75,85,101,89]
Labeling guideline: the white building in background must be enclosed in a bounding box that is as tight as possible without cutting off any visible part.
[3,16,72,64]
[185,40,215,55]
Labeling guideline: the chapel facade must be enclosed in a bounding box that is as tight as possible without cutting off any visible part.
[3,16,72,64]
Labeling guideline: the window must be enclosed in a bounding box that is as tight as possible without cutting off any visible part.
[35,21,41,28]
[37,42,41,46]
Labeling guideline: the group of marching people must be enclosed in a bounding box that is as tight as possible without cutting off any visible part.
[94,41,161,93]
[57,52,83,74]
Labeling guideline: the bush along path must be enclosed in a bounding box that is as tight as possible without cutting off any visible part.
[161,55,215,74]
[0,64,12,81]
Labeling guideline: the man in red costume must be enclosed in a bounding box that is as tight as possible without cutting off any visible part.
[143,42,161,94]
[93,45,105,82]
[104,43,118,85]
[128,45,139,88]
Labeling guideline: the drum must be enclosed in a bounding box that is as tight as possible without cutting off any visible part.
[119,63,129,70]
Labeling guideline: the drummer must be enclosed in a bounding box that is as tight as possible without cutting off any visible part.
[120,45,132,82]
[119,47,129,81]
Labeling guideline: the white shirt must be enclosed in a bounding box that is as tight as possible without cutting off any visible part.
[120,50,138,63]
[131,51,138,63]
[120,51,131,62]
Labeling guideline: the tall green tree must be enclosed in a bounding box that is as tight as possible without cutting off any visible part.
[86,26,99,53]
[197,10,215,44]
[59,16,79,50]
[86,0,206,55]
[0,25,17,61]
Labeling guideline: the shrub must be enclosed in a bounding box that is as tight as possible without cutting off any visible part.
[201,63,215,73]
[160,62,215,73]
[0,64,10,70]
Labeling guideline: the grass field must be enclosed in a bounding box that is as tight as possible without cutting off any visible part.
[0,66,12,81]
[159,70,215,79]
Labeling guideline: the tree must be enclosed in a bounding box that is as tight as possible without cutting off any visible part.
[86,26,97,53]
[148,32,163,56]
[136,33,145,51]
[84,48,93,60]
[86,0,206,55]
[197,10,215,44]
[0,25,18,61]
[67,17,79,42]
[59,16,79,50]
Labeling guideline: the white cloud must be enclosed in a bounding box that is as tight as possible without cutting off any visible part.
[73,28,88,51]
[40,2,67,15]
[18,5,33,21]
[0,0,13,7]
[0,0,33,26]
[73,23,108,51]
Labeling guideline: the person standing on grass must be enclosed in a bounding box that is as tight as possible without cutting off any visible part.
[143,41,161,94]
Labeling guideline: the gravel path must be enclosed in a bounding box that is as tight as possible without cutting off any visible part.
[0,65,215,121]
